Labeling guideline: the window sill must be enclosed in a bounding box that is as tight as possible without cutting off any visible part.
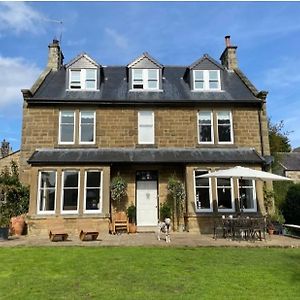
[66,89,99,92]
[191,89,223,93]
[129,89,163,93]
[135,144,158,149]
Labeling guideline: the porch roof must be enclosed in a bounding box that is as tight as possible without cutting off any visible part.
[28,148,264,165]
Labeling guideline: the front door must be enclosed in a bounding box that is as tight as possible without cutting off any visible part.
[136,180,158,226]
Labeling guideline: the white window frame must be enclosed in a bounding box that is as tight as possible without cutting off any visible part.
[194,170,213,213]
[132,69,159,90]
[138,111,155,144]
[193,70,221,91]
[84,170,103,214]
[69,69,97,90]
[79,111,96,144]
[37,170,57,215]
[216,177,235,213]
[197,111,214,144]
[61,170,80,214]
[238,179,257,213]
[216,111,234,144]
[58,110,75,145]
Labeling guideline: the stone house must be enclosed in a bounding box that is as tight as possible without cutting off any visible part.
[276,150,300,183]
[20,36,271,235]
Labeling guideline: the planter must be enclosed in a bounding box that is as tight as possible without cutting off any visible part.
[10,215,25,236]
[0,227,9,240]
[129,223,137,233]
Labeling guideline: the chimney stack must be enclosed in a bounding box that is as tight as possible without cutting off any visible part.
[1,139,10,158]
[47,39,64,71]
[220,35,238,70]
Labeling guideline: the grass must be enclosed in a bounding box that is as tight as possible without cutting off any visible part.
[0,247,299,299]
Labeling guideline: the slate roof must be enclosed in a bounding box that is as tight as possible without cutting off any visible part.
[279,152,300,171]
[28,148,264,165]
[27,66,260,104]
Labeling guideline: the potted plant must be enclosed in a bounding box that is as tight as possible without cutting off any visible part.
[110,174,127,212]
[127,203,137,233]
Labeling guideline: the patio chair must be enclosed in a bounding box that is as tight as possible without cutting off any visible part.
[213,217,231,239]
[233,217,251,240]
[250,217,266,241]
[111,212,129,234]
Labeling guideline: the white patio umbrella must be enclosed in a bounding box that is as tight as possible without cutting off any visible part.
[199,166,291,181]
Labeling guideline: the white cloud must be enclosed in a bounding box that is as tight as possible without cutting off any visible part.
[0,55,42,109]
[0,2,44,34]
[105,28,128,49]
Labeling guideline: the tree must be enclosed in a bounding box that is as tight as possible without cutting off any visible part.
[282,183,300,225]
[0,161,29,227]
[268,119,291,155]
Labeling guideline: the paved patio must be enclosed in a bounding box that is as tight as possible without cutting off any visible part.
[1,232,299,248]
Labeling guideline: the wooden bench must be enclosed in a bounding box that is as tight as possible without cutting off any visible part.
[111,212,129,234]
[79,230,99,241]
[49,230,68,242]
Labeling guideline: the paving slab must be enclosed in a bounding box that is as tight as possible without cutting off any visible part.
[0,232,299,248]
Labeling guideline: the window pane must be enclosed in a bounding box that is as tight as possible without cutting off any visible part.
[194,71,204,80]
[240,187,254,209]
[63,172,78,187]
[87,172,101,187]
[81,112,94,124]
[217,178,231,187]
[39,189,55,211]
[133,69,143,80]
[209,81,219,89]
[86,189,100,210]
[63,189,78,210]
[148,80,158,89]
[209,71,218,80]
[217,112,230,123]
[61,112,74,124]
[86,69,96,80]
[199,112,211,124]
[86,80,96,89]
[218,125,231,142]
[71,70,80,81]
[61,125,74,142]
[139,126,153,143]
[217,178,232,209]
[81,125,94,142]
[139,111,153,125]
[194,81,204,89]
[200,125,212,142]
[196,188,210,209]
[41,171,56,188]
[148,69,157,80]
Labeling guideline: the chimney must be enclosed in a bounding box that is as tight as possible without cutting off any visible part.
[1,139,10,158]
[47,39,64,71]
[220,35,238,70]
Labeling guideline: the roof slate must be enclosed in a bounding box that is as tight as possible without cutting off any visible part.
[30,66,260,104]
[279,153,300,171]
[28,148,264,165]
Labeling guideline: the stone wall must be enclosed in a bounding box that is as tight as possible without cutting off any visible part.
[286,171,300,183]
[0,151,20,173]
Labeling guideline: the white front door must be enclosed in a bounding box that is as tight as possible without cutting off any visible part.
[136,181,158,226]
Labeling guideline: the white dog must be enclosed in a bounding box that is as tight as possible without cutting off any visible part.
[157,218,171,243]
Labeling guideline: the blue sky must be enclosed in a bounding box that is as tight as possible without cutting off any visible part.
[0,1,300,151]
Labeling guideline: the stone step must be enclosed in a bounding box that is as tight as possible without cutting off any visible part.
[137,226,157,232]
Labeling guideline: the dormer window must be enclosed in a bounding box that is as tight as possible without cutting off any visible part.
[69,69,97,90]
[132,69,159,90]
[193,70,221,91]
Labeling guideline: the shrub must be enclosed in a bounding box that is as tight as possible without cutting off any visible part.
[282,183,300,225]
[159,202,171,221]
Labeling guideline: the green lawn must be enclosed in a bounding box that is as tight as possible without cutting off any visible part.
[0,247,299,300]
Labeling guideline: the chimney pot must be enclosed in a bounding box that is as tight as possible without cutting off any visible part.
[225,35,231,47]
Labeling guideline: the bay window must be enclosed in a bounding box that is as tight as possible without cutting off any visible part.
[238,179,257,212]
[217,178,234,212]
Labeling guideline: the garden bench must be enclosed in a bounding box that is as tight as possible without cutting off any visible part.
[79,230,99,241]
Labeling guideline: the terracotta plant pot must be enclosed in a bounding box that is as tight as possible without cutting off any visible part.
[129,223,137,233]
[10,215,25,236]
[268,229,274,235]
